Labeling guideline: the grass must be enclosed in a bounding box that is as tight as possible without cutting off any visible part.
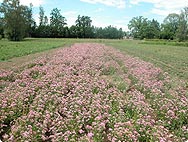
[104,40,188,80]
[0,38,73,61]
[0,38,188,80]
[142,39,188,47]
[0,38,107,61]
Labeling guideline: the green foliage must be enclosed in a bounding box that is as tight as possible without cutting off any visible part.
[69,25,78,38]
[106,39,188,80]
[94,26,124,39]
[2,1,188,41]
[161,13,180,40]
[0,73,15,82]
[33,25,51,38]
[141,19,160,39]
[160,24,175,40]
[39,6,45,26]
[50,8,67,38]
[0,17,4,38]
[123,105,138,119]
[128,8,188,41]
[33,7,68,38]
[0,0,33,41]
[75,15,93,38]
[176,7,188,41]
[128,16,146,39]
[128,16,160,39]
[102,66,116,75]
[0,1,126,39]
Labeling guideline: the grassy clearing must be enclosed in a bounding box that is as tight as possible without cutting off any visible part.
[0,38,107,61]
[0,38,69,61]
[142,39,188,47]
[104,40,188,80]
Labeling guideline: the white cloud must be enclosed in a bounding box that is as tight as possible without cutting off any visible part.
[80,0,126,9]
[0,0,43,7]
[130,0,188,16]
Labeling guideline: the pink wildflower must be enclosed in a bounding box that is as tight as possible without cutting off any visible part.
[87,132,94,138]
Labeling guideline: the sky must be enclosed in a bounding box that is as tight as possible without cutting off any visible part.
[1,0,188,31]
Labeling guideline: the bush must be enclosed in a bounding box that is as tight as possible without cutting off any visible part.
[0,35,2,40]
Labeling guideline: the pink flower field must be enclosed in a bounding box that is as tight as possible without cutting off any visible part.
[0,43,188,142]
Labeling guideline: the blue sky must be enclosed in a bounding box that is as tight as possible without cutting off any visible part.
[1,0,188,31]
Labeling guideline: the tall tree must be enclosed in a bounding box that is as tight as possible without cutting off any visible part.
[143,19,160,39]
[102,26,124,39]
[0,14,4,38]
[93,27,103,38]
[164,13,180,31]
[39,6,45,26]
[176,7,188,41]
[34,6,49,38]
[128,16,160,39]
[50,8,67,37]
[0,0,33,41]
[161,13,180,39]
[50,8,66,27]
[69,25,78,38]
[44,16,48,25]
[128,16,148,39]
[75,15,93,38]
[93,26,124,39]
[25,3,34,37]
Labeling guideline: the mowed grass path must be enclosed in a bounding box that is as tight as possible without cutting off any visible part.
[0,38,105,61]
[0,38,75,61]
[0,38,188,80]
[105,40,188,80]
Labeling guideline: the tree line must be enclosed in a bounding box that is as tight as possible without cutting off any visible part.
[0,0,188,41]
[0,0,124,41]
[128,8,188,41]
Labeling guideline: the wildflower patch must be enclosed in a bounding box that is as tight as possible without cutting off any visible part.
[0,43,187,141]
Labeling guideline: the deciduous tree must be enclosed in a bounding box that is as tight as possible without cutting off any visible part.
[161,13,180,40]
[176,7,188,41]
[50,8,67,37]
[128,16,147,39]
[0,0,33,41]
[128,16,160,39]
[75,15,93,38]
[39,6,45,26]
[0,15,4,38]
